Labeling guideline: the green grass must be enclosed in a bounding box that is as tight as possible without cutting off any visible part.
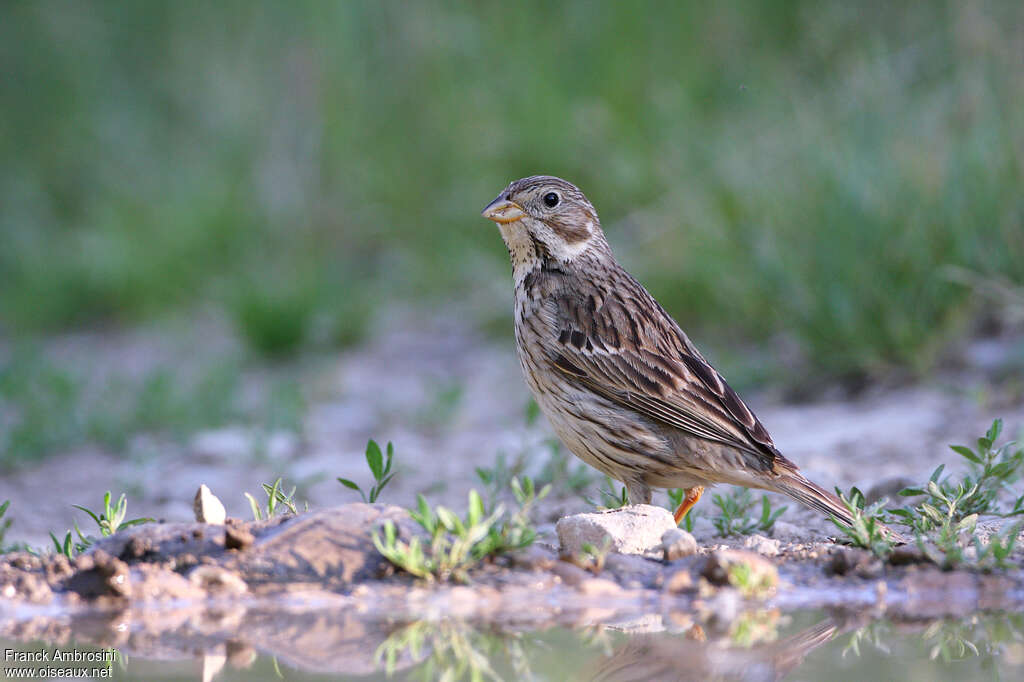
[1,2,1021,380]
[0,349,306,469]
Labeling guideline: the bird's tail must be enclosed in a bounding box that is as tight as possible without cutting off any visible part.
[772,471,905,543]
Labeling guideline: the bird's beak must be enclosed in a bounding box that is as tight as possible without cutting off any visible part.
[481,196,525,224]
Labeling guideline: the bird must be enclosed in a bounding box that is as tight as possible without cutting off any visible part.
[481,174,868,531]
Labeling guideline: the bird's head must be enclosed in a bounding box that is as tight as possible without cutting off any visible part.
[481,176,606,266]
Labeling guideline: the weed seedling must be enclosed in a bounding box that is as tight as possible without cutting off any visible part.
[373,490,502,582]
[374,477,549,583]
[73,492,153,538]
[711,487,787,537]
[338,439,397,503]
[246,478,300,520]
[830,487,895,558]
[884,420,1024,570]
[892,419,1024,530]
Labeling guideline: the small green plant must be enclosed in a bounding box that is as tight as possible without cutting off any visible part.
[73,492,152,538]
[919,518,1024,571]
[475,451,524,509]
[374,478,549,583]
[973,521,1024,570]
[883,420,1024,570]
[245,478,300,520]
[892,419,1024,530]
[49,491,153,558]
[338,439,397,503]
[711,487,786,537]
[830,487,896,558]
[374,490,502,583]
[49,523,93,558]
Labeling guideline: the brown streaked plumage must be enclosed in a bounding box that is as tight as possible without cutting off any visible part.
[482,175,888,534]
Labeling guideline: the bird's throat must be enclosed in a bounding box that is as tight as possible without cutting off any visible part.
[499,221,542,285]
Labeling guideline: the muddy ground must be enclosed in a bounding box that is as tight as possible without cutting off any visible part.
[1,501,1022,677]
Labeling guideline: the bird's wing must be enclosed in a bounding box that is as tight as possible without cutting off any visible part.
[548,276,781,469]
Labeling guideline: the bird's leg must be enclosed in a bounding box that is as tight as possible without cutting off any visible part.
[673,485,704,525]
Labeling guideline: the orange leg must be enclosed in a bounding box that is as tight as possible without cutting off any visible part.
[673,485,704,525]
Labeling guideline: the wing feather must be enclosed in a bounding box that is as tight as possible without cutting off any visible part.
[548,272,780,467]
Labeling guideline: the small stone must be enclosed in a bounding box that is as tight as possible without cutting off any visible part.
[700,549,778,599]
[194,484,227,525]
[224,525,255,550]
[557,505,677,557]
[743,534,781,557]
[662,528,699,561]
[664,569,694,593]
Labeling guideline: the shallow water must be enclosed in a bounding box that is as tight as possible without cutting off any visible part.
[3,611,1021,681]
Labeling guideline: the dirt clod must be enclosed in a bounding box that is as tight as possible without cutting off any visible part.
[224,526,255,550]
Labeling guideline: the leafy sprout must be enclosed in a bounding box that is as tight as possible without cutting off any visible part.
[711,487,787,537]
[246,477,300,520]
[73,491,153,537]
[338,439,397,503]
[892,419,1024,530]
[373,477,549,583]
[830,487,896,558]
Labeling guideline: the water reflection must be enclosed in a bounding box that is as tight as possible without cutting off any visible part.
[1,611,1022,680]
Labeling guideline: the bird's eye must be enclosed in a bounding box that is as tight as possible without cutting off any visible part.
[543,192,560,208]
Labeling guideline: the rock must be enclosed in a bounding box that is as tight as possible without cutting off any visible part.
[557,505,677,557]
[226,504,420,587]
[700,550,778,599]
[662,528,699,561]
[194,484,227,525]
[743,534,780,557]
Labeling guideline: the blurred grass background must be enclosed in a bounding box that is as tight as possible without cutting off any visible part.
[1,1,1022,400]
